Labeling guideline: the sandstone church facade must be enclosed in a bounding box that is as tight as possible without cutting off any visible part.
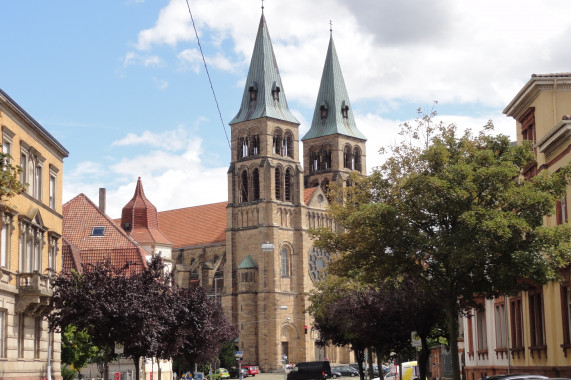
[116,13,367,371]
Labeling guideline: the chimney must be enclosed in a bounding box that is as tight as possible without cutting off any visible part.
[99,188,106,214]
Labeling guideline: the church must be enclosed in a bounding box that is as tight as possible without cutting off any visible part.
[103,11,366,372]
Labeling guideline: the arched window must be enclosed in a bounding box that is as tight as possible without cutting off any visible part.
[251,134,260,155]
[275,167,282,200]
[281,247,290,276]
[353,147,362,172]
[273,131,282,155]
[283,132,293,158]
[344,145,352,169]
[240,170,248,202]
[310,148,320,173]
[321,145,332,170]
[239,136,248,158]
[285,168,293,202]
[253,168,260,200]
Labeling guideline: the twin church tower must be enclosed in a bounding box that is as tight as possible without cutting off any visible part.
[223,12,367,369]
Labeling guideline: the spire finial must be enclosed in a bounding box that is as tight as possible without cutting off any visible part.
[330,20,333,35]
[261,0,264,13]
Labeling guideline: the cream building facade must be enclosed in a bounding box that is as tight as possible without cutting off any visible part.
[461,73,571,380]
[0,89,68,380]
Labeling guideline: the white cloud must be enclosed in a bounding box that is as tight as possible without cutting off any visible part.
[152,77,169,90]
[65,126,227,218]
[111,126,195,151]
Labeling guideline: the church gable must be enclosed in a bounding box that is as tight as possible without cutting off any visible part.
[305,186,329,209]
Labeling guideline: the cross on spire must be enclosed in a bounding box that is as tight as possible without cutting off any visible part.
[261,0,264,13]
[330,20,333,35]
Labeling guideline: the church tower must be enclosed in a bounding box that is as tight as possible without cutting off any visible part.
[226,12,308,370]
[302,33,367,191]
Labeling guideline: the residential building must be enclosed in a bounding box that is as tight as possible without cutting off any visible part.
[461,73,571,379]
[0,88,68,380]
[62,188,174,380]
[117,14,365,371]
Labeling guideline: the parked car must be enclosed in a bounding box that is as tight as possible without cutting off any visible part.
[332,366,359,377]
[480,375,548,380]
[330,369,342,379]
[213,368,230,379]
[242,366,260,376]
[229,367,249,379]
[287,361,332,380]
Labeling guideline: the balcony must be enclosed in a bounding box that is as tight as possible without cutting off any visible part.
[16,271,52,315]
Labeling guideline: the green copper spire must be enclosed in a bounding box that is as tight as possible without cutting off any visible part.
[302,35,366,141]
[230,14,299,125]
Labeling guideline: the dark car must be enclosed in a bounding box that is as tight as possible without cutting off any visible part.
[287,361,332,380]
[332,366,358,377]
[229,367,249,379]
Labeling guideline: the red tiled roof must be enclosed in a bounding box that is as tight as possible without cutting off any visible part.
[304,187,317,204]
[157,202,228,249]
[62,237,83,274]
[120,177,172,245]
[63,194,148,273]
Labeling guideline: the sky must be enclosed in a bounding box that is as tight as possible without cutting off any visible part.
[1,0,570,218]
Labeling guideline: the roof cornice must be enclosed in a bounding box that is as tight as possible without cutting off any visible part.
[0,88,69,158]
[503,73,571,120]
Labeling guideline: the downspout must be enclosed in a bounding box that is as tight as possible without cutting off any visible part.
[553,79,558,125]
[47,333,52,380]
[505,295,510,374]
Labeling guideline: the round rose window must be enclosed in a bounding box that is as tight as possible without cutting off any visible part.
[309,247,331,282]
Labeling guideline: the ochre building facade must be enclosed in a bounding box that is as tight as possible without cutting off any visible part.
[0,88,68,380]
[460,73,571,379]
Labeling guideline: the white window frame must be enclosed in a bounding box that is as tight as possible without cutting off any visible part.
[0,309,5,358]
[1,214,12,268]
[476,309,487,352]
[495,302,508,349]
[281,247,289,277]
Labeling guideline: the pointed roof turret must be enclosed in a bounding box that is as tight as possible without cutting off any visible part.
[121,177,172,245]
[302,35,366,141]
[229,14,299,125]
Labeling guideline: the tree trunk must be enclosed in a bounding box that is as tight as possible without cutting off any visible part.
[133,355,141,380]
[103,345,111,380]
[375,347,385,380]
[445,297,460,380]
[367,348,374,380]
[158,359,162,380]
[355,349,366,380]
[418,336,429,380]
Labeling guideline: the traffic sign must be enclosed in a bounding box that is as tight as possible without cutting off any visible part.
[235,351,243,358]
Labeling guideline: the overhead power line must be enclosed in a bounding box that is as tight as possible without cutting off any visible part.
[185,0,231,151]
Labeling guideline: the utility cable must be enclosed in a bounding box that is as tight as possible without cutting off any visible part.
[185,0,231,151]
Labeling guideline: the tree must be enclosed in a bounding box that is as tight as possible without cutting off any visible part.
[0,152,27,201]
[61,325,101,377]
[308,275,445,380]
[311,109,571,380]
[48,259,138,380]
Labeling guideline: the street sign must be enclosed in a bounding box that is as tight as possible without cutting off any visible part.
[411,331,421,347]
[235,351,243,358]
[114,342,124,354]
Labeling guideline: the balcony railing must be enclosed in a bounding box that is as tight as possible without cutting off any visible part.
[16,271,52,314]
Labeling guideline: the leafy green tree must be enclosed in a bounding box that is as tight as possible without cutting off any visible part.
[0,152,27,201]
[61,325,101,375]
[311,109,571,380]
